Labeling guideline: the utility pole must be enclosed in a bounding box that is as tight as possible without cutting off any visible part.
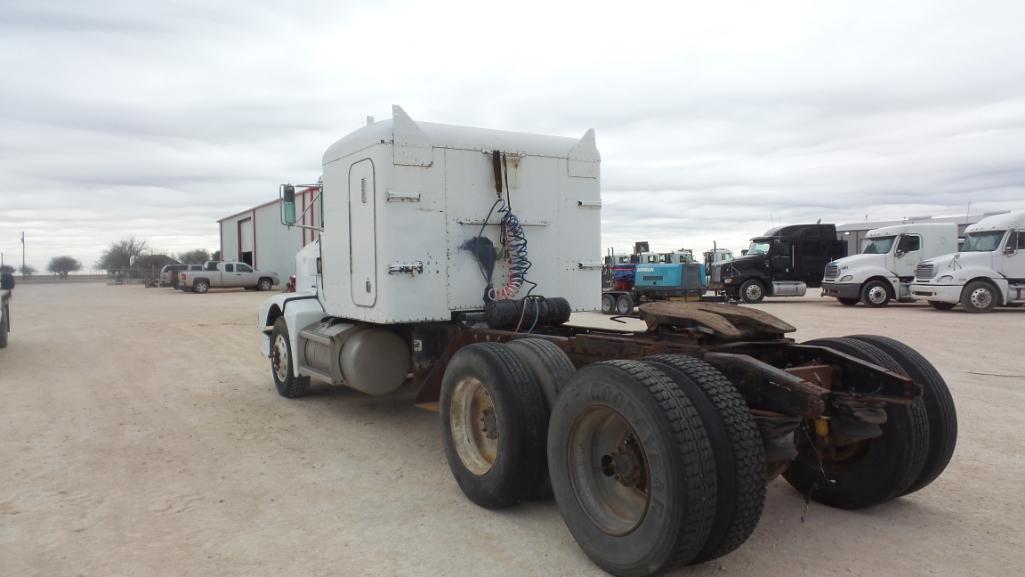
[20,231,25,276]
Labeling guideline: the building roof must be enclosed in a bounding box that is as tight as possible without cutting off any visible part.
[216,187,319,223]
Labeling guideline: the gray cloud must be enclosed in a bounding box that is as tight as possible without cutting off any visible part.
[1,0,1024,270]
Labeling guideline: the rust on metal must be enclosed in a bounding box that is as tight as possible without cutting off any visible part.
[704,352,828,418]
[639,302,796,340]
[785,364,836,390]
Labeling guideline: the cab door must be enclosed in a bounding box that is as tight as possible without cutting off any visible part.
[236,263,256,286]
[220,263,235,287]
[349,159,377,307]
[893,234,922,278]
[1003,230,1025,285]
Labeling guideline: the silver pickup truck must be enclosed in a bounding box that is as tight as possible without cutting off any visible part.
[179,261,279,293]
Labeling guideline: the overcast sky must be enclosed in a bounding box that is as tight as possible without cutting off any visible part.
[2,0,1024,272]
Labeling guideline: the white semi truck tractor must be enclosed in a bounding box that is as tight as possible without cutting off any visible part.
[258,106,958,577]
[821,223,957,307]
[911,211,1025,312]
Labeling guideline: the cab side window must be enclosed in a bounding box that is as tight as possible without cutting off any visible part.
[225,264,234,273]
[899,235,921,253]
[1017,231,1025,250]
[237,264,253,273]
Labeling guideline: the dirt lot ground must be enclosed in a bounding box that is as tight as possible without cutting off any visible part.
[1,283,1023,577]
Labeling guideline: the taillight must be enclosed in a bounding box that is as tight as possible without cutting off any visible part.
[180,272,186,281]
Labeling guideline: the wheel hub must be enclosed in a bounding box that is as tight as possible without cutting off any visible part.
[970,288,991,308]
[480,407,499,440]
[568,406,651,536]
[601,437,646,488]
[449,376,499,476]
[272,334,289,382]
[868,286,887,304]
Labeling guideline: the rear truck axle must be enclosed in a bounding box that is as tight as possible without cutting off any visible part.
[270,300,957,577]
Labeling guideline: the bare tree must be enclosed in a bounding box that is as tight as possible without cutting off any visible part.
[177,249,211,265]
[96,237,149,271]
[0,264,13,274]
[19,264,36,277]
[47,256,82,278]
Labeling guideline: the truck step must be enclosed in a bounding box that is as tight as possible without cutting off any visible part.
[298,365,335,382]
[299,328,333,346]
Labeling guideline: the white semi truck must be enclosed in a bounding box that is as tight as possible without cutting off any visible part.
[821,223,957,307]
[257,106,957,577]
[910,211,1025,312]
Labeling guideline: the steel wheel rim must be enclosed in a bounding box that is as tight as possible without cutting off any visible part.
[260,280,271,290]
[970,287,992,309]
[601,295,614,314]
[745,283,762,301]
[272,334,289,382]
[450,376,499,476]
[567,405,650,536]
[867,285,888,304]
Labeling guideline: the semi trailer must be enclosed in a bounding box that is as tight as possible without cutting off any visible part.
[821,223,957,307]
[707,224,847,303]
[257,107,957,577]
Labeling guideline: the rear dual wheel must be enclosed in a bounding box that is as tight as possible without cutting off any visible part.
[601,294,616,314]
[442,346,766,576]
[785,336,953,508]
[549,361,717,576]
[549,357,764,576]
[440,340,575,508]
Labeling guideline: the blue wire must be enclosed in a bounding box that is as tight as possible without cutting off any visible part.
[526,297,541,333]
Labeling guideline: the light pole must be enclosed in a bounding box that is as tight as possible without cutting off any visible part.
[21,231,25,276]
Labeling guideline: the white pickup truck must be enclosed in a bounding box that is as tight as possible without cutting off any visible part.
[179,261,278,293]
[911,211,1025,312]
[821,223,957,307]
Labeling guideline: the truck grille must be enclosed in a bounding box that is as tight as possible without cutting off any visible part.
[915,263,935,280]
[824,264,839,281]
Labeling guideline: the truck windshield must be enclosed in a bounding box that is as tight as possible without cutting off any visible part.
[862,236,896,255]
[747,241,771,255]
[960,231,1005,252]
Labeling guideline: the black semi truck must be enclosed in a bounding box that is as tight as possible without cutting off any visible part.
[708,223,847,303]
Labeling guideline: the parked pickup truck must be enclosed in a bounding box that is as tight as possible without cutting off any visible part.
[179,261,278,293]
[160,263,204,288]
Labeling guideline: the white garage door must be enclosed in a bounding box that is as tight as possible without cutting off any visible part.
[239,218,254,253]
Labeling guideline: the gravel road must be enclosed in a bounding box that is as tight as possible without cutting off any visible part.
[1,283,1022,577]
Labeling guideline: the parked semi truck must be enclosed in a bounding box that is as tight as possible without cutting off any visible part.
[910,211,1025,312]
[821,223,957,307]
[179,261,279,293]
[257,107,957,577]
[707,224,847,303]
